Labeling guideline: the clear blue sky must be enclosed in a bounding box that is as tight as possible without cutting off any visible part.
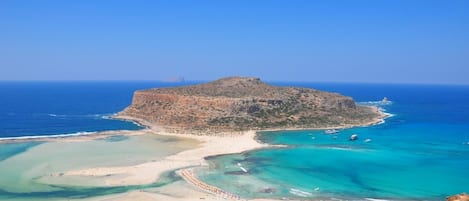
[1,0,468,84]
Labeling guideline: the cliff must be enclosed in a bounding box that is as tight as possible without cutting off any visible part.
[119,77,383,133]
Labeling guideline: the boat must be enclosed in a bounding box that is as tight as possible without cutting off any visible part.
[324,129,339,134]
[349,134,358,141]
[237,163,248,173]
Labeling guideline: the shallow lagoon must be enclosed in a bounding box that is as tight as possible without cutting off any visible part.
[0,134,198,200]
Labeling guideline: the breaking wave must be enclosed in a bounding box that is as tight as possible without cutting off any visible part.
[0,131,98,141]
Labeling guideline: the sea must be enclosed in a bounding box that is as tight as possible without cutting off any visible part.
[1,81,468,200]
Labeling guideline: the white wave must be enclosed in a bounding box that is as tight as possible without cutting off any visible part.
[46,113,105,117]
[358,100,396,121]
[358,100,393,106]
[0,131,98,141]
[289,188,312,197]
[382,111,395,118]
[46,113,72,118]
[100,113,117,120]
[365,198,392,201]
[100,114,143,127]
[46,113,128,121]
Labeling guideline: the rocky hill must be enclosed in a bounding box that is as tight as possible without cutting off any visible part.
[119,77,383,133]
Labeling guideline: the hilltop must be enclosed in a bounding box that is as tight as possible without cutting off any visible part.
[119,77,384,134]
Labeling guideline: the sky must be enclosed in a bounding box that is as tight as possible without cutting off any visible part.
[1,0,468,84]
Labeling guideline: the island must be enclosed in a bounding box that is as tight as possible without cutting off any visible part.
[117,77,384,134]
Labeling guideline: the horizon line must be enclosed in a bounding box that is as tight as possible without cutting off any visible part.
[0,79,468,86]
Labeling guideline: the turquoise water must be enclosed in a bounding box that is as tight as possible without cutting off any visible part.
[0,134,198,200]
[199,84,469,200]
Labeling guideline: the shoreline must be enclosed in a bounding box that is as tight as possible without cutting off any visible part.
[0,104,387,143]
[1,106,388,201]
[112,105,388,134]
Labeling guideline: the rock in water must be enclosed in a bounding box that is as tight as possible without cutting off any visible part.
[119,77,383,134]
[447,193,469,201]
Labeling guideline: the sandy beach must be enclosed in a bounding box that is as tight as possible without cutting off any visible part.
[56,129,270,186]
[53,128,283,201]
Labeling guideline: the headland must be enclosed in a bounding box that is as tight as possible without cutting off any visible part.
[117,76,385,134]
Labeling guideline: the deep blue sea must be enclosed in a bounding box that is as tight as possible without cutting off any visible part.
[1,81,468,200]
[0,81,193,138]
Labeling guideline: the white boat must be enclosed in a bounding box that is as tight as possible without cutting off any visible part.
[239,166,248,173]
[324,129,339,134]
[237,163,248,173]
[349,134,358,141]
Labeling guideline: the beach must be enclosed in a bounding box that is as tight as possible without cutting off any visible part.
[64,127,301,201]
[51,129,269,186]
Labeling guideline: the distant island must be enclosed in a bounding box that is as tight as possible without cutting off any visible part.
[118,77,385,134]
[162,76,185,82]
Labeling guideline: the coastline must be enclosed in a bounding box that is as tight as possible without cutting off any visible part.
[79,107,386,200]
[1,106,388,201]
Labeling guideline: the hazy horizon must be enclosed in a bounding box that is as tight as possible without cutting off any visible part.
[1,0,468,84]
[2,77,469,86]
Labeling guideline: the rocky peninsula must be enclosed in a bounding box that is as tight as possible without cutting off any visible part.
[118,77,384,134]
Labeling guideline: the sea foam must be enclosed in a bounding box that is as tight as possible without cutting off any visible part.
[0,131,97,141]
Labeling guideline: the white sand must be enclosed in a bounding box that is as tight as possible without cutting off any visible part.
[60,130,270,186]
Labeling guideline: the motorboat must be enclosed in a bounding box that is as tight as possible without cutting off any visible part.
[349,134,358,141]
[324,129,339,134]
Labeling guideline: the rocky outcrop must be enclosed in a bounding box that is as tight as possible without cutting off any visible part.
[120,77,383,133]
[447,193,469,201]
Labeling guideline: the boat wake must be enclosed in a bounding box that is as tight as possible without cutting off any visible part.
[47,113,115,119]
